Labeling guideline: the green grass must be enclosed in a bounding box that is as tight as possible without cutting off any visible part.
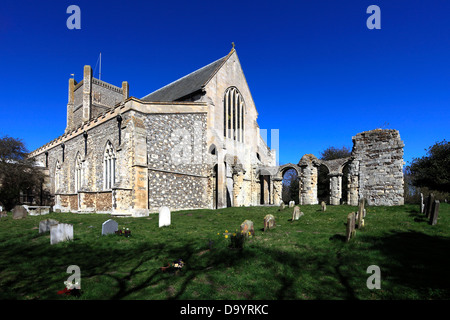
[0,203,449,300]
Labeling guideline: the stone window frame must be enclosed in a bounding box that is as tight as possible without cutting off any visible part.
[103,140,116,191]
[74,152,83,193]
[223,87,245,142]
[55,160,61,193]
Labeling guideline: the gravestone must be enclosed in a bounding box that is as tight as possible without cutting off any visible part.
[279,202,285,211]
[39,219,59,233]
[159,206,171,227]
[240,220,255,237]
[425,194,434,218]
[321,201,326,212]
[292,206,304,221]
[263,214,276,231]
[420,193,424,214]
[50,223,73,245]
[102,219,119,235]
[289,201,295,208]
[429,200,440,226]
[25,206,51,216]
[346,212,356,242]
[357,198,365,229]
[12,205,28,220]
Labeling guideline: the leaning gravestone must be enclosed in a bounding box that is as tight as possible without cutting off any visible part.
[346,212,356,242]
[39,219,59,233]
[292,206,304,221]
[12,205,28,220]
[321,201,326,212]
[263,214,276,231]
[289,201,295,208]
[240,220,255,237]
[357,198,365,229]
[425,194,434,218]
[159,206,171,227]
[279,202,285,211]
[429,200,440,226]
[420,193,424,214]
[50,223,73,245]
[102,219,119,235]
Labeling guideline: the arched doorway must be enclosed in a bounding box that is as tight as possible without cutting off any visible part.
[279,164,300,205]
[341,162,350,204]
[317,164,330,204]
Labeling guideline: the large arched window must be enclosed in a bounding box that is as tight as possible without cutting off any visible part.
[103,141,116,190]
[223,87,245,142]
[75,153,83,192]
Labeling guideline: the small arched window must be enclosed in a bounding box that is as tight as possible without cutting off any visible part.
[103,141,116,190]
[75,153,83,192]
[223,87,245,142]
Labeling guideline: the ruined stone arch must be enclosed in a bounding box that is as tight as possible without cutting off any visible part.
[318,157,352,205]
[277,163,301,179]
[277,164,301,205]
[223,87,245,142]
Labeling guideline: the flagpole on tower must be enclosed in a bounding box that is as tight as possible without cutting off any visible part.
[99,52,102,80]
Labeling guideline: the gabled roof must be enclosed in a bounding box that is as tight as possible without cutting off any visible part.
[141,50,233,102]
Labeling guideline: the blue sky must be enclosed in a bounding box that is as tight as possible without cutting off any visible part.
[1,0,449,167]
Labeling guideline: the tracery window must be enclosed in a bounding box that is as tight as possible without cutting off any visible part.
[223,87,245,142]
[103,141,116,190]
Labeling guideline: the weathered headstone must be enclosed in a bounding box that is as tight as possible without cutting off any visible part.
[321,201,326,212]
[159,206,171,227]
[279,202,285,211]
[25,206,51,216]
[425,194,434,218]
[289,201,295,208]
[292,206,304,221]
[50,223,73,245]
[12,205,28,220]
[357,198,365,229]
[420,193,424,214]
[240,220,255,237]
[263,214,276,231]
[39,219,59,233]
[429,200,440,226]
[102,219,119,235]
[346,212,356,242]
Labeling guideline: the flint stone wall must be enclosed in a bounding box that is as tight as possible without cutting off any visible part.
[145,113,209,211]
[351,129,404,206]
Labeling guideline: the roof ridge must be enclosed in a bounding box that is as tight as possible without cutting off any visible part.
[141,54,228,101]
[202,48,235,88]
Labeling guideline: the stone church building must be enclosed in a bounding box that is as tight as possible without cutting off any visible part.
[30,48,277,216]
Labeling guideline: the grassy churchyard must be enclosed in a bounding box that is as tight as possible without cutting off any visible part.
[0,203,449,300]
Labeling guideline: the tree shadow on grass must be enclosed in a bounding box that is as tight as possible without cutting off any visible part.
[364,230,450,299]
[408,210,429,223]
